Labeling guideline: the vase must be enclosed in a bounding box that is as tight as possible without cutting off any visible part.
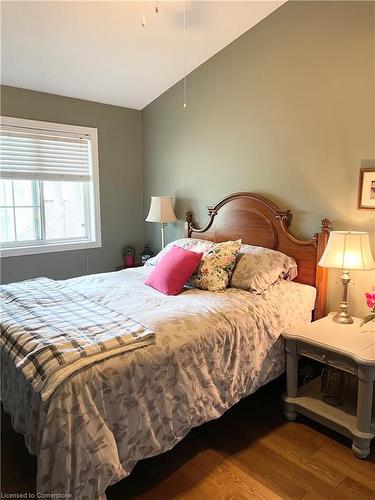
[124,255,135,267]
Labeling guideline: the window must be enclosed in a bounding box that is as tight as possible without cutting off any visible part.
[0,117,101,257]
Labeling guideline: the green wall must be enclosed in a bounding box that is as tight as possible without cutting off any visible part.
[0,85,143,283]
[142,1,375,316]
[1,2,374,316]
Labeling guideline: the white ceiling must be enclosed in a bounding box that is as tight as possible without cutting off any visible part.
[1,1,285,110]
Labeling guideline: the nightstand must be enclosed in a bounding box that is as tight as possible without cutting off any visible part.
[283,315,375,459]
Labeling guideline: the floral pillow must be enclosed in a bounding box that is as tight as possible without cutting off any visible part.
[189,239,242,292]
[230,244,298,294]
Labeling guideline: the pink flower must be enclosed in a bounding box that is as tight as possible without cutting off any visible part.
[365,290,375,309]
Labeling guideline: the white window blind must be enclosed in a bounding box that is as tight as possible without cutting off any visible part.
[0,117,101,257]
[0,125,91,181]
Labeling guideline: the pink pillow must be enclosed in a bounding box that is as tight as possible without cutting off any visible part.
[144,245,203,295]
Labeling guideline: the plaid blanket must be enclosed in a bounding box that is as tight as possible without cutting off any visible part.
[0,278,155,400]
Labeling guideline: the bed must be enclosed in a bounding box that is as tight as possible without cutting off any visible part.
[1,193,330,499]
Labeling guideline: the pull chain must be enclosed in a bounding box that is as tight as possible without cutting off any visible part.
[142,1,146,27]
[183,0,187,109]
[142,2,159,27]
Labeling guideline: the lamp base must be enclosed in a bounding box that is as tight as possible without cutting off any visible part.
[332,270,354,325]
[332,310,354,324]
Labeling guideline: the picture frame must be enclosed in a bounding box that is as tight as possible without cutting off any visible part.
[358,167,375,209]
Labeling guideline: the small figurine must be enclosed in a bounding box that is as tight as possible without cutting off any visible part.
[141,244,154,265]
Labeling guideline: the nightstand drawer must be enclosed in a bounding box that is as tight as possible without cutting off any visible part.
[296,342,357,374]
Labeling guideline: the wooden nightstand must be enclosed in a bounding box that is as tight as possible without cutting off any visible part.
[283,315,375,459]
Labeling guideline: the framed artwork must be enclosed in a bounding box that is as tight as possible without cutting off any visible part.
[358,168,375,209]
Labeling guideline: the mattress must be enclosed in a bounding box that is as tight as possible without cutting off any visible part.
[1,267,316,499]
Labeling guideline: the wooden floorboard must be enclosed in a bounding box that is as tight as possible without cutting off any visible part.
[1,377,374,499]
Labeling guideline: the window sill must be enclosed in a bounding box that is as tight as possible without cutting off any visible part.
[0,240,102,258]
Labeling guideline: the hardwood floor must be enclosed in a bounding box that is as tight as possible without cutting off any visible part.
[1,377,374,499]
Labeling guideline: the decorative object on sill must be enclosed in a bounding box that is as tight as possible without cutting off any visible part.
[318,231,375,324]
[141,244,154,265]
[123,244,136,267]
[362,288,375,326]
[358,167,375,209]
[146,196,177,249]
[320,366,350,407]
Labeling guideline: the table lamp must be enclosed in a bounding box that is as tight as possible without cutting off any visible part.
[318,231,375,324]
[145,196,177,249]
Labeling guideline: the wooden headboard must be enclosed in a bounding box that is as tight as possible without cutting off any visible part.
[185,192,330,320]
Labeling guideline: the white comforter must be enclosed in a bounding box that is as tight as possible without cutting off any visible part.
[1,267,316,500]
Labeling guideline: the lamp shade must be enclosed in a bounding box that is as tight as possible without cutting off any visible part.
[145,196,177,223]
[318,231,375,270]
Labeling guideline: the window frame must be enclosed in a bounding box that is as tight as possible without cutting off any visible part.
[0,116,102,257]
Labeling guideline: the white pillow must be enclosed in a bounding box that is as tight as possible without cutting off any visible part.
[230,244,298,294]
[145,238,214,266]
